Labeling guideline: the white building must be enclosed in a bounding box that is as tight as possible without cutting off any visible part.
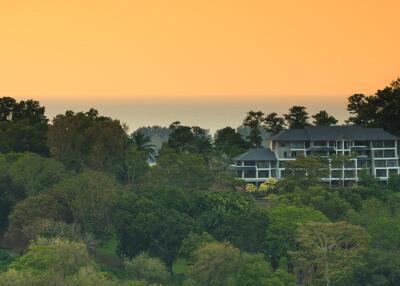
[231,126,399,186]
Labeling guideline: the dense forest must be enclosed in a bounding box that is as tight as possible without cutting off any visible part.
[0,79,399,286]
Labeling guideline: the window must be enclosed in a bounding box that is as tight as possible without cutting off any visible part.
[271,169,277,177]
[375,160,386,167]
[374,150,384,158]
[244,170,256,178]
[258,170,269,178]
[314,141,326,147]
[236,171,243,177]
[357,160,370,168]
[387,160,398,167]
[329,141,336,147]
[244,161,255,166]
[257,161,269,168]
[337,141,343,149]
[384,141,395,148]
[290,142,304,149]
[278,142,289,148]
[376,169,387,178]
[331,170,342,178]
[384,150,395,158]
[354,141,368,147]
[345,170,356,178]
[372,141,384,148]
[270,161,277,168]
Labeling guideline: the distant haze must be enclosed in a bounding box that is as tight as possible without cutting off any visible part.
[39,95,350,133]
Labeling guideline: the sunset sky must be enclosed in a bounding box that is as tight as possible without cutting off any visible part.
[1,0,399,131]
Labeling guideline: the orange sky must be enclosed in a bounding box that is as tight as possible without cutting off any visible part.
[0,0,399,130]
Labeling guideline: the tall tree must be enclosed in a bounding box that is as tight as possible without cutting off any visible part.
[292,221,369,286]
[264,112,286,135]
[214,127,249,157]
[284,106,309,129]
[130,130,156,160]
[347,78,400,135]
[0,97,48,155]
[167,121,212,154]
[48,110,128,172]
[312,110,338,126]
[242,111,264,147]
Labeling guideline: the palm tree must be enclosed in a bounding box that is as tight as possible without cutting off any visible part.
[130,131,156,160]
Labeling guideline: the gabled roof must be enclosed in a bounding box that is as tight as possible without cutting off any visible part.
[272,126,399,141]
[233,148,277,161]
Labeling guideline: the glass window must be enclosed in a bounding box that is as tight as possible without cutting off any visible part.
[331,170,342,178]
[354,141,368,147]
[384,150,395,158]
[271,169,277,177]
[258,170,269,178]
[257,161,269,168]
[374,150,384,158]
[357,160,370,168]
[244,161,256,166]
[270,161,277,168]
[244,170,256,178]
[337,141,343,149]
[376,169,387,178]
[372,141,384,148]
[344,170,356,177]
[375,160,386,167]
[314,141,326,147]
[290,142,304,149]
[387,160,398,167]
[384,141,395,148]
[278,142,289,147]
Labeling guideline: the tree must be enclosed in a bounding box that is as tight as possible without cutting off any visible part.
[242,111,264,147]
[54,170,120,237]
[186,242,296,286]
[8,153,67,196]
[292,221,369,286]
[312,110,338,126]
[147,148,214,192]
[179,232,216,263]
[6,191,69,243]
[115,193,197,265]
[130,131,156,160]
[123,253,171,285]
[10,238,93,284]
[0,97,48,155]
[186,242,240,286]
[284,106,309,129]
[122,145,149,186]
[264,112,286,135]
[214,127,249,158]
[347,78,400,135]
[167,122,212,154]
[48,110,128,172]
[265,205,328,270]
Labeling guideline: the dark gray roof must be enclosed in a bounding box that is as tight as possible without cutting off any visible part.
[272,126,399,141]
[233,148,277,161]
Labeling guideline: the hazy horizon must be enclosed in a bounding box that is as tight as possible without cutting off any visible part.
[32,94,351,133]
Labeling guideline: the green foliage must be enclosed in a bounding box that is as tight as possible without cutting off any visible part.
[284,106,309,129]
[123,253,171,285]
[6,192,69,243]
[178,232,216,263]
[48,109,128,172]
[265,205,328,270]
[312,110,338,126]
[148,148,213,192]
[9,152,67,196]
[167,122,212,154]
[54,170,120,237]
[242,111,264,147]
[115,193,197,265]
[347,78,400,135]
[292,221,369,286]
[214,127,249,158]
